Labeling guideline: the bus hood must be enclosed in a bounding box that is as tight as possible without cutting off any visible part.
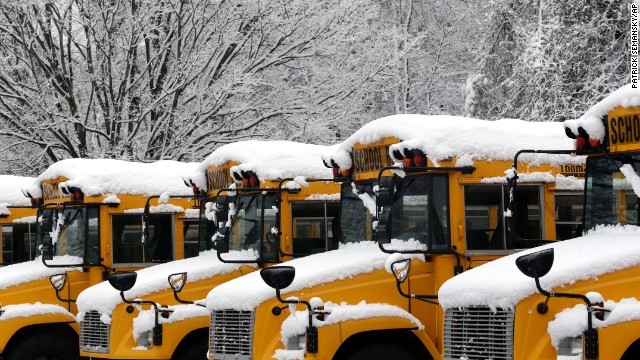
[76,249,256,319]
[0,256,82,291]
[206,241,423,311]
[438,225,640,310]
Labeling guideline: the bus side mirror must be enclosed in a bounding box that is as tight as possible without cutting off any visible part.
[108,272,138,293]
[390,259,410,284]
[376,176,395,208]
[168,272,187,293]
[214,227,230,254]
[260,266,296,290]
[375,212,392,244]
[50,273,67,291]
[215,195,227,208]
[515,248,554,279]
[41,234,54,261]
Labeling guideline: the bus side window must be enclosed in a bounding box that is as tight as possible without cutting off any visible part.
[554,192,584,240]
[183,219,200,258]
[2,224,38,264]
[291,202,339,255]
[464,186,503,250]
[464,185,543,251]
[112,214,173,264]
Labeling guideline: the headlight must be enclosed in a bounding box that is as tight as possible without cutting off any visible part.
[285,334,306,351]
[137,330,153,349]
[557,335,583,357]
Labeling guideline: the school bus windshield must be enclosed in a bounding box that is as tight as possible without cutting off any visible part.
[584,154,640,231]
[227,193,277,260]
[39,207,100,263]
[340,183,376,244]
[382,174,449,251]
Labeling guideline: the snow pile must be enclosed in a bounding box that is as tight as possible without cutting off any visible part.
[304,193,340,201]
[12,216,37,224]
[188,141,338,190]
[0,175,34,207]
[102,194,121,204]
[124,204,185,214]
[439,225,640,310]
[183,208,200,218]
[0,256,82,290]
[481,171,556,184]
[274,300,423,358]
[548,298,640,349]
[565,84,640,142]
[0,302,74,321]
[554,174,585,191]
[23,159,198,199]
[207,242,423,311]
[325,116,583,171]
[132,304,210,341]
[76,249,256,320]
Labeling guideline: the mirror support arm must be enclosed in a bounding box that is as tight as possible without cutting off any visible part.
[118,291,163,346]
[274,288,318,353]
[534,276,598,359]
[54,288,76,304]
[394,280,438,305]
[171,291,206,308]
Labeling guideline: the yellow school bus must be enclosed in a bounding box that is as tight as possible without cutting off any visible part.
[206,115,584,360]
[0,159,197,360]
[0,175,39,266]
[75,141,340,360]
[438,84,640,360]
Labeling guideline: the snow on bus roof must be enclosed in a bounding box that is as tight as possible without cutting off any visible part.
[326,115,582,170]
[438,225,640,310]
[565,84,640,142]
[24,159,198,198]
[189,141,338,190]
[0,175,35,207]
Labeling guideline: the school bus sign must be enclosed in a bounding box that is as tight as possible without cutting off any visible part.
[608,106,640,153]
[206,165,233,194]
[351,138,397,181]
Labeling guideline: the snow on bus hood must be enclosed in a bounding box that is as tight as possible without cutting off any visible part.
[438,225,640,310]
[207,241,424,311]
[565,84,640,142]
[76,250,257,320]
[326,115,583,171]
[23,159,198,199]
[0,175,35,209]
[189,141,338,190]
[0,256,82,291]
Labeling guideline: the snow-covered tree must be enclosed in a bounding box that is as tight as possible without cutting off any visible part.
[466,0,629,121]
[0,0,389,171]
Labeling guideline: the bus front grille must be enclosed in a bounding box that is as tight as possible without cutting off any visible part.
[79,310,110,353]
[444,306,514,359]
[209,309,255,360]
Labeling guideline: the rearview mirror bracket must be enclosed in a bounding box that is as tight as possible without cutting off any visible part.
[260,267,318,353]
[515,248,599,359]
